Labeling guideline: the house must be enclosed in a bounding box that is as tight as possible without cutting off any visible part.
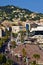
[30,26,43,32]
[12,26,25,33]
[12,26,20,33]
[30,26,43,43]
[30,26,43,37]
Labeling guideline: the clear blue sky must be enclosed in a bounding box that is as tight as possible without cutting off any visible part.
[0,0,43,13]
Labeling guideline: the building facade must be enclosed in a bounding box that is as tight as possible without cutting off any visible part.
[12,26,20,33]
[0,29,2,38]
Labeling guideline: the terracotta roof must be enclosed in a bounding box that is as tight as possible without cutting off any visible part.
[12,44,43,63]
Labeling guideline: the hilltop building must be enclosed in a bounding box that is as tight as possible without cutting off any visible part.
[30,26,43,33]
[11,26,26,33]
[12,26,20,33]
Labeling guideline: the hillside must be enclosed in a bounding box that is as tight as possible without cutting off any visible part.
[0,5,43,22]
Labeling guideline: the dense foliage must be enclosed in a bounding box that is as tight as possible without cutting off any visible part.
[0,5,43,22]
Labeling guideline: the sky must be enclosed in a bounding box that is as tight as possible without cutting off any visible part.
[0,0,43,13]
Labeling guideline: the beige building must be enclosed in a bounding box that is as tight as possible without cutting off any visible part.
[12,26,20,33]
[12,26,26,33]
[40,18,43,22]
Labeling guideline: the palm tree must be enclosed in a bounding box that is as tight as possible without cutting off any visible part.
[15,55,18,61]
[6,28,9,39]
[19,31,24,43]
[11,41,16,48]
[33,54,40,64]
[22,48,26,57]
[0,53,7,64]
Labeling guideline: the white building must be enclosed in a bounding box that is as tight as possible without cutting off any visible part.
[30,26,43,43]
[12,26,20,33]
[12,26,24,33]
[30,26,43,32]
[0,29,2,38]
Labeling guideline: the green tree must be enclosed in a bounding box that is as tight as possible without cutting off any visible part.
[12,33,18,38]
[20,17,26,21]
[19,31,24,43]
[0,54,6,64]
[15,55,18,61]
[30,61,36,65]
[22,48,26,57]
[0,40,3,48]
[6,28,11,39]
[33,54,40,64]
[11,41,16,48]
[2,55,7,63]
[3,59,13,65]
